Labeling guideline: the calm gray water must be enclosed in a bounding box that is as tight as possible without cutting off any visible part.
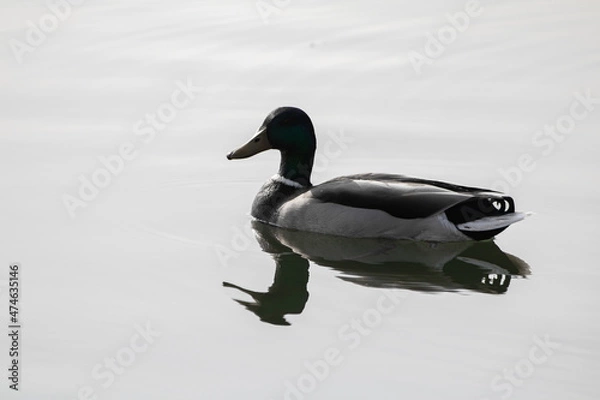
[1,0,599,399]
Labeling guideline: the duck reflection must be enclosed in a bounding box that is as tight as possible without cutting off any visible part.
[223,221,530,326]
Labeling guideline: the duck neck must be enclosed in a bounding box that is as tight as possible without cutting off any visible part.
[278,151,314,187]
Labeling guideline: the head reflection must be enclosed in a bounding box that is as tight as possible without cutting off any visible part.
[223,221,530,326]
[223,253,309,326]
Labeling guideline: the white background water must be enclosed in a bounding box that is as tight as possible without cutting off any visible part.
[1,0,599,399]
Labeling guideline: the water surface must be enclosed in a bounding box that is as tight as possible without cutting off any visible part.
[1,1,599,399]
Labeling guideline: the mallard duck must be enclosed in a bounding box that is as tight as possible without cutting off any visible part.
[227,107,528,241]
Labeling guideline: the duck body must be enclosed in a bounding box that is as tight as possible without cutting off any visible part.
[228,107,528,242]
[251,173,524,241]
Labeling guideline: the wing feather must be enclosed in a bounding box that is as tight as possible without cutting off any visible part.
[310,174,497,219]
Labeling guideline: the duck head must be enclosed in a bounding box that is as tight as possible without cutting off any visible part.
[227,107,317,187]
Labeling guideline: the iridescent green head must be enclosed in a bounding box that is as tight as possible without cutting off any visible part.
[227,107,317,186]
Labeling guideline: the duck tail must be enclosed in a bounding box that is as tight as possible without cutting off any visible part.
[445,195,530,240]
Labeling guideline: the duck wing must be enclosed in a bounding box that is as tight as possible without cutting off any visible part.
[310,173,508,220]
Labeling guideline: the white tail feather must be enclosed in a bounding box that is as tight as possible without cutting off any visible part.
[457,212,531,232]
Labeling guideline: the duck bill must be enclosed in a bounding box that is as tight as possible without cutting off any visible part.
[226,127,272,160]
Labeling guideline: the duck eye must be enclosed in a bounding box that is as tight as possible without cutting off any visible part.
[253,137,260,143]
